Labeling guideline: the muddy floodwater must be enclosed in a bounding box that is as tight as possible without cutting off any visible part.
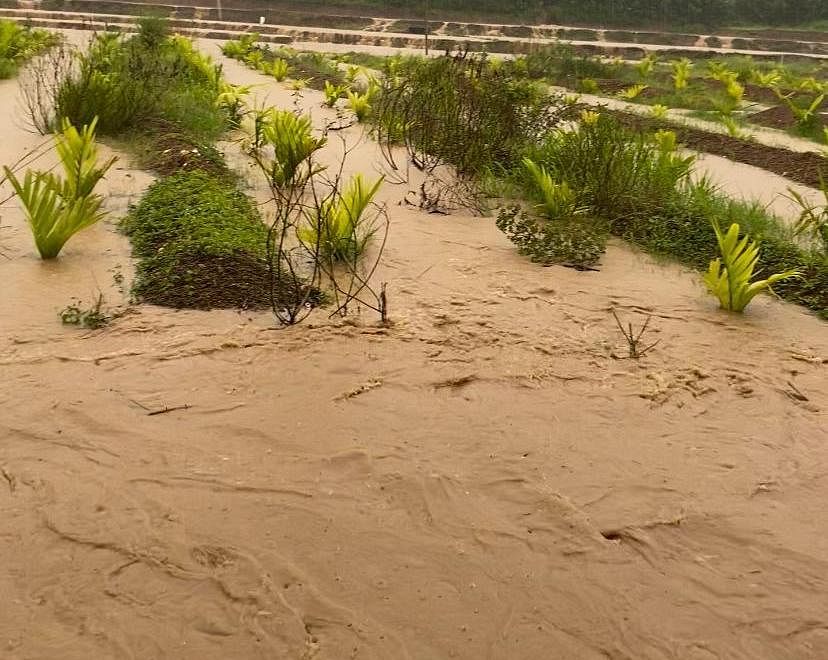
[1,36,827,660]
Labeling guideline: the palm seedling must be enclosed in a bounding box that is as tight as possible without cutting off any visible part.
[259,109,326,188]
[636,53,658,80]
[216,82,254,126]
[262,57,289,81]
[671,58,692,92]
[618,84,648,101]
[323,80,347,107]
[522,157,585,220]
[300,174,384,261]
[703,220,799,312]
[347,90,371,122]
[4,118,116,259]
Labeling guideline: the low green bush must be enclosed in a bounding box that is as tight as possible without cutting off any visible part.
[122,171,282,309]
[496,205,605,269]
[36,24,226,140]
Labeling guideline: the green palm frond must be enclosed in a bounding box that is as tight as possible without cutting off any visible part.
[703,221,800,312]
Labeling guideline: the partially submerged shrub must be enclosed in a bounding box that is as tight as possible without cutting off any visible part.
[374,52,568,176]
[4,118,115,259]
[22,28,225,138]
[122,170,310,309]
[704,220,800,312]
[496,205,605,269]
[527,115,694,226]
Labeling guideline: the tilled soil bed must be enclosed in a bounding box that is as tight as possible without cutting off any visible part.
[610,109,828,188]
[750,104,828,131]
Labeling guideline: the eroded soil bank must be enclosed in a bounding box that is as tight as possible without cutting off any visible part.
[0,38,827,660]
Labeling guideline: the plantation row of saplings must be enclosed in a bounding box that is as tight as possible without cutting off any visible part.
[1,18,826,329]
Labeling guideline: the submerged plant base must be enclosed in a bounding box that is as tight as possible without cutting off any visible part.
[123,170,318,311]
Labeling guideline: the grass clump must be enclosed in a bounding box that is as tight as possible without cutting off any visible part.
[122,170,277,310]
[0,19,57,79]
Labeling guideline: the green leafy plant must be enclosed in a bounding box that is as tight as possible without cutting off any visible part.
[775,89,825,129]
[671,58,692,91]
[262,57,289,81]
[787,180,828,252]
[522,157,585,220]
[652,129,678,154]
[221,33,259,60]
[300,174,383,260]
[650,103,669,119]
[618,84,648,100]
[347,89,371,122]
[216,82,253,126]
[258,109,326,188]
[0,19,56,79]
[579,77,599,94]
[4,118,115,259]
[752,69,782,88]
[704,220,799,312]
[636,53,658,80]
[718,113,748,139]
[323,80,347,107]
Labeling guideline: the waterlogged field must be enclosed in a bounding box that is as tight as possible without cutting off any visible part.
[0,18,827,660]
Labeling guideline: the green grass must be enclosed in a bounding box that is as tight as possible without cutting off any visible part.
[121,170,275,310]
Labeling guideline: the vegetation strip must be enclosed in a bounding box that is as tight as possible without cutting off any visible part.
[608,110,828,188]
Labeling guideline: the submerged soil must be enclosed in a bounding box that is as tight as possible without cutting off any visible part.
[1,38,828,660]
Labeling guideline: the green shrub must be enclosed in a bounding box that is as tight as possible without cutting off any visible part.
[45,29,225,139]
[122,170,286,309]
[0,19,57,79]
[527,115,694,225]
[374,53,567,176]
[495,205,605,269]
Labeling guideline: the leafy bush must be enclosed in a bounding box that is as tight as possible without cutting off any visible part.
[26,27,225,139]
[527,115,694,225]
[495,205,605,269]
[0,19,56,79]
[122,170,296,309]
[374,52,568,176]
[4,118,115,259]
